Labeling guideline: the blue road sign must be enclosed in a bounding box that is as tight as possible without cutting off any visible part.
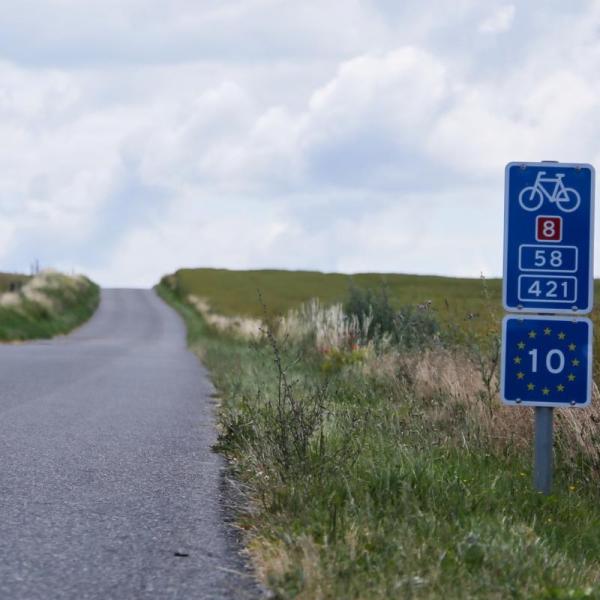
[501,315,593,407]
[503,162,594,314]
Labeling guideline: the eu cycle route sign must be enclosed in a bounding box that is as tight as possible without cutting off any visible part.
[503,162,595,314]
[501,315,592,407]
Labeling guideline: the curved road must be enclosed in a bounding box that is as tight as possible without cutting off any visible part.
[0,289,256,599]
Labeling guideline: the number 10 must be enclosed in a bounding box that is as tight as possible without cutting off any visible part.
[528,349,565,374]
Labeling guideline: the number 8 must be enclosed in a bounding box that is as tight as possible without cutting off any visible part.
[543,221,555,238]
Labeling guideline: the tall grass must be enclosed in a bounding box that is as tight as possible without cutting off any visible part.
[159,276,600,599]
[280,298,372,352]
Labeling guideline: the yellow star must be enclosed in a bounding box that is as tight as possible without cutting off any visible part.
[568,374,576,382]
[558,332,566,340]
[529,330,537,339]
[569,343,576,351]
[572,358,580,367]
[557,384,565,392]
[517,372,525,380]
[542,387,550,396]
[517,341,526,350]
[514,356,522,364]
[527,383,535,391]
[544,327,552,335]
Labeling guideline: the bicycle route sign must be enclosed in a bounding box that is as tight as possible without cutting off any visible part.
[501,315,592,407]
[503,162,595,314]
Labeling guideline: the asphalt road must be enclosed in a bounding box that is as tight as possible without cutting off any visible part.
[0,289,257,600]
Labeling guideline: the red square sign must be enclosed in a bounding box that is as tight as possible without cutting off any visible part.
[536,215,562,242]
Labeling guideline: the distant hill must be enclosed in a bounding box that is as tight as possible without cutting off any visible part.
[162,268,503,327]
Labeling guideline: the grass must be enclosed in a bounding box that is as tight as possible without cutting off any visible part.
[167,268,502,324]
[168,268,600,375]
[0,271,100,341]
[158,270,600,599]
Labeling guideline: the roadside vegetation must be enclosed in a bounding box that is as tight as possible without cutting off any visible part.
[0,272,31,293]
[160,269,600,599]
[0,270,99,341]
[167,268,502,332]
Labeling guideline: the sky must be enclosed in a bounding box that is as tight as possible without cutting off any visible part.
[1,0,600,286]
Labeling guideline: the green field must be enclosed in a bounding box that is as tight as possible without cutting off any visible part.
[160,268,600,599]
[167,268,502,322]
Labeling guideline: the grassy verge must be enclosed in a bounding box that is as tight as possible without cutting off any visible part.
[0,270,100,341]
[158,279,600,599]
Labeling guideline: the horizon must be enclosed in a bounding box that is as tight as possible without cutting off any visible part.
[1,2,599,286]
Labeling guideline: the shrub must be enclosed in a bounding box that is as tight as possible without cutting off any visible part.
[394,303,440,350]
[344,283,440,350]
[344,283,394,342]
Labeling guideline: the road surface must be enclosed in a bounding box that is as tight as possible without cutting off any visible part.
[0,289,257,599]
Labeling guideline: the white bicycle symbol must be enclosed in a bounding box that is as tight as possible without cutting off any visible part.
[518,171,581,213]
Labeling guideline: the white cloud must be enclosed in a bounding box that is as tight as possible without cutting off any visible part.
[478,5,516,34]
[305,48,447,146]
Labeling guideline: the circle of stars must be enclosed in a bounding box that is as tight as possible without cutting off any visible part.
[512,325,581,402]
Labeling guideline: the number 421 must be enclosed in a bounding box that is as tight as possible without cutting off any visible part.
[528,279,569,298]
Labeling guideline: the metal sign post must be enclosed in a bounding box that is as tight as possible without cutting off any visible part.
[534,407,553,494]
[501,161,595,495]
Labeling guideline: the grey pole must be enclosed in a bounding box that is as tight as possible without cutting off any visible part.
[534,406,554,494]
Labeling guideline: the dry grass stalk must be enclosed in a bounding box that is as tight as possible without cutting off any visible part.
[0,292,21,307]
[246,536,292,593]
[187,294,263,339]
[363,347,600,477]
[188,295,372,349]
[0,270,87,314]
[280,298,372,351]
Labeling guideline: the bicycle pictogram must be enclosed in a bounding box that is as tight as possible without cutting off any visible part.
[518,171,581,213]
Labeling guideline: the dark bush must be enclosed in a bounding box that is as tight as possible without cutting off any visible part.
[344,283,395,340]
[394,304,440,350]
[344,283,440,350]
